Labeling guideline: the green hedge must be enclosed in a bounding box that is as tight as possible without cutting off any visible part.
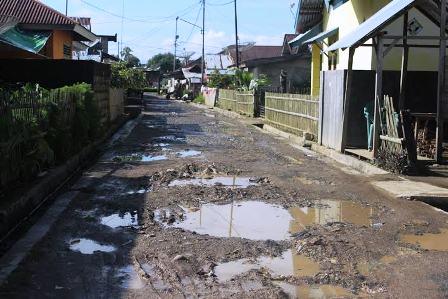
[0,83,101,191]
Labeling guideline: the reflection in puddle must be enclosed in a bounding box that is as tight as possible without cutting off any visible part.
[116,266,145,290]
[69,238,116,254]
[169,176,256,188]
[275,282,352,299]
[141,154,167,162]
[126,189,149,195]
[215,250,319,282]
[140,263,170,291]
[401,228,448,251]
[156,135,186,142]
[289,200,372,229]
[156,200,372,241]
[101,212,138,229]
[176,150,202,158]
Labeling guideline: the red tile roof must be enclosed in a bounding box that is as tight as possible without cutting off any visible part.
[0,0,77,26]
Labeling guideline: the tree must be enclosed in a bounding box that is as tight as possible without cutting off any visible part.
[147,53,181,74]
[121,47,140,67]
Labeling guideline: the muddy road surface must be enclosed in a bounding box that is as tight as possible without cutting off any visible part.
[1,95,448,298]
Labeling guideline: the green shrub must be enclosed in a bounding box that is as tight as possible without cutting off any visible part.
[111,62,147,89]
[194,94,205,104]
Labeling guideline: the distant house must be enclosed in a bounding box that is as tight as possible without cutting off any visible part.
[223,43,311,91]
[0,0,97,59]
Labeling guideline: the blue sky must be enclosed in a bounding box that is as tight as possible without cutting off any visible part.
[42,0,297,63]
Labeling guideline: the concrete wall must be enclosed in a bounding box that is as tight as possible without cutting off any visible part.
[109,88,124,122]
[249,56,311,90]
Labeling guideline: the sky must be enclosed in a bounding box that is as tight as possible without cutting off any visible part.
[42,0,298,63]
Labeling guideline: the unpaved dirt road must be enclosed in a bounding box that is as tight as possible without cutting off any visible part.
[1,95,448,298]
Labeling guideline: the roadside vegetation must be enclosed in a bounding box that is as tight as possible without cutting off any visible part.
[0,83,101,193]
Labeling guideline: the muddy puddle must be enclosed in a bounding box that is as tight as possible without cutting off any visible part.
[156,200,372,241]
[274,282,353,298]
[126,188,149,195]
[168,176,257,188]
[69,238,116,254]
[400,228,448,251]
[113,153,167,163]
[176,150,202,158]
[116,266,145,289]
[101,212,139,229]
[215,249,319,282]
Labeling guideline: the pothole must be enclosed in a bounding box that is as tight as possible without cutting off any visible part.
[168,176,257,188]
[112,154,168,162]
[274,282,353,298]
[176,150,202,158]
[215,249,319,282]
[400,228,448,251]
[101,212,139,229]
[69,238,116,254]
[155,200,373,241]
[116,265,145,290]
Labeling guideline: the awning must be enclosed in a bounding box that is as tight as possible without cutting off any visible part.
[326,0,416,52]
[305,27,339,44]
[289,23,322,48]
[0,27,50,54]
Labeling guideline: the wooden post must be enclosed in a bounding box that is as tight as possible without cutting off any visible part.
[341,47,355,152]
[399,13,409,111]
[373,36,384,158]
[436,0,447,163]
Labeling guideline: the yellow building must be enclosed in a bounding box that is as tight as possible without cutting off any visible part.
[291,0,443,96]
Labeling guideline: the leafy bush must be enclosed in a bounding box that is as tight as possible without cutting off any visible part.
[111,62,147,89]
[194,94,205,104]
[0,83,101,190]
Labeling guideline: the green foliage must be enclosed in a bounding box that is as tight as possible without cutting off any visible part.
[235,69,254,90]
[208,70,234,89]
[111,62,147,89]
[194,94,205,104]
[147,53,181,74]
[0,83,101,190]
[120,46,141,67]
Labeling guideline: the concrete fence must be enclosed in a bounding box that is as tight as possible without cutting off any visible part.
[109,88,125,122]
[265,92,319,140]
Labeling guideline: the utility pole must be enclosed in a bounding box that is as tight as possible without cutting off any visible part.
[174,16,179,72]
[201,0,205,84]
[234,0,239,68]
[65,0,68,15]
[120,0,124,59]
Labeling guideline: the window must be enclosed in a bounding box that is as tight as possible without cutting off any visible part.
[63,43,72,59]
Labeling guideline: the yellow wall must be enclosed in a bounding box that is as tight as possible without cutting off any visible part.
[311,44,321,96]
[311,0,444,92]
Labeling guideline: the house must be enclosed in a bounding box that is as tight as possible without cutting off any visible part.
[223,44,311,91]
[0,0,97,59]
[291,0,447,163]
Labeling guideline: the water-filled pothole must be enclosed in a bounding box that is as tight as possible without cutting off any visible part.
[113,154,167,162]
[168,176,257,188]
[274,282,352,298]
[215,250,319,282]
[155,200,372,241]
[116,265,145,289]
[176,150,202,158]
[69,238,116,254]
[400,228,448,251]
[101,212,139,229]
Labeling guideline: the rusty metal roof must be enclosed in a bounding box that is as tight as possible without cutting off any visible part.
[295,0,324,34]
[0,0,77,25]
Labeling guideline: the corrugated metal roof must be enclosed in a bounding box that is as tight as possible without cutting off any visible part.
[295,0,324,34]
[326,0,415,51]
[305,27,338,44]
[289,23,322,48]
[0,0,77,25]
